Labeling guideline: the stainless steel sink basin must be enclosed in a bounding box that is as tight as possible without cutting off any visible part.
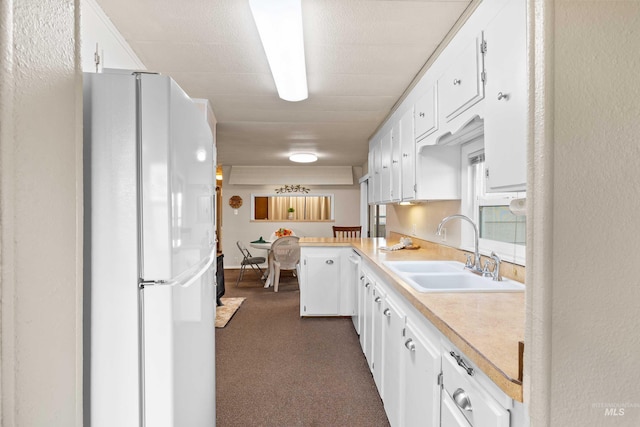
[384,261,524,293]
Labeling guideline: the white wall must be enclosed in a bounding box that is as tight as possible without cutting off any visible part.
[220,166,361,268]
[527,2,640,425]
[0,0,82,425]
[385,201,462,246]
[80,0,145,72]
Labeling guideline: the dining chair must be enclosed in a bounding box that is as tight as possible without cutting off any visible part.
[235,241,266,286]
[270,236,301,292]
[332,226,362,238]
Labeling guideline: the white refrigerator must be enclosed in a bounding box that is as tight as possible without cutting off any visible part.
[83,70,216,427]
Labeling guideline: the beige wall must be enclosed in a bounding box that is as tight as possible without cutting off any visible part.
[527,1,640,425]
[220,166,361,268]
[0,0,83,425]
[385,200,462,246]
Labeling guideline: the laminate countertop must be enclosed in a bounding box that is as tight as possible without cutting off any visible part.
[300,236,525,402]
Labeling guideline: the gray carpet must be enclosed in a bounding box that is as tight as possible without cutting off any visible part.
[216,269,390,427]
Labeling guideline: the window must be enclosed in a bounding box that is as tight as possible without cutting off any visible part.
[461,141,526,265]
[251,194,334,221]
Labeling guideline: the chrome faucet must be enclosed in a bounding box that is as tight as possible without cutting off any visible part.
[436,214,483,274]
[489,251,502,281]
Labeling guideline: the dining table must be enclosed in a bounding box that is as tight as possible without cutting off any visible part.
[249,241,274,288]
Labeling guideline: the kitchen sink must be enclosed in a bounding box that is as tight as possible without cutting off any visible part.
[383,260,465,274]
[403,273,524,293]
[384,261,524,293]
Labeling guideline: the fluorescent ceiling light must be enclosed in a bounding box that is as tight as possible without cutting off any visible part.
[289,153,317,163]
[249,0,308,102]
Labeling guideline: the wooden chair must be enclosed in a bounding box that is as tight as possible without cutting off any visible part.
[332,226,362,238]
[270,236,300,292]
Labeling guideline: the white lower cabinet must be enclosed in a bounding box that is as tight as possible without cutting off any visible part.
[441,342,510,427]
[442,390,472,427]
[381,294,405,427]
[355,260,523,427]
[401,320,441,427]
[299,247,353,316]
[304,254,524,426]
[372,283,386,393]
[362,271,375,369]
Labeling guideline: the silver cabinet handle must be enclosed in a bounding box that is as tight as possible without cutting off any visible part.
[497,91,509,100]
[365,282,371,288]
[383,308,391,317]
[453,388,473,412]
[325,259,334,265]
[374,296,382,303]
[449,351,474,376]
[404,339,416,351]
[402,153,409,158]
[359,275,365,281]
[418,112,425,117]
[453,78,461,85]
[392,160,399,164]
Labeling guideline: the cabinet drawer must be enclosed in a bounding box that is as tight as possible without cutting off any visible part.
[439,33,485,122]
[441,346,509,427]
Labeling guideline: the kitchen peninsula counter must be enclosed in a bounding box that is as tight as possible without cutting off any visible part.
[299,236,525,402]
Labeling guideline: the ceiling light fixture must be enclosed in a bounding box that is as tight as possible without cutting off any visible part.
[249,0,308,102]
[289,153,317,163]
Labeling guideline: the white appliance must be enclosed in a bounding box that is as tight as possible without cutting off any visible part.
[83,70,216,427]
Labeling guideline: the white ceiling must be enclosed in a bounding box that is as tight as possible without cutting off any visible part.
[96,0,472,167]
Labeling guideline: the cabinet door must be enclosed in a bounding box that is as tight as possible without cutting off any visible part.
[439,33,485,122]
[401,321,441,427]
[390,125,401,202]
[483,0,527,192]
[362,273,375,369]
[379,130,392,203]
[414,84,438,142]
[371,139,382,203]
[301,254,340,315]
[399,108,416,201]
[441,391,472,427]
[372,285,386,393]
[382,295,405,427]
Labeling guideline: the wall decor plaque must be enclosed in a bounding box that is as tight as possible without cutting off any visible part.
[229,195,243,209]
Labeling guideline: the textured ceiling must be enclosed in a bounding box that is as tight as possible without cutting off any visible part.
[96,0,472,167]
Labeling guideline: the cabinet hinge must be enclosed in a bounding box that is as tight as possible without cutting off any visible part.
[485,169,490,178]
[413,184,417,192]
[402,328,406,337]
[481,70,486,83]
[304,259,307,265]
[480,39,487,54]
[304,305,306,312]
[437,372,444,387]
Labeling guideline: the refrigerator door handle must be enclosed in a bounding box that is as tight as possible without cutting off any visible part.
[140,248,216,289]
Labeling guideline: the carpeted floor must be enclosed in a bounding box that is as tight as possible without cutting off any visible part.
[216,269,390,427]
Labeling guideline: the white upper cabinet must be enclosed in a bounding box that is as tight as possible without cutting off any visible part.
[414,84,438,143]
[399,108,416,201]
[370,138,382,204]
[439,33,485,122]
[390,125,402,203]
[483,0,527,192]
[367,0,529,201]
[379,130,392,203]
